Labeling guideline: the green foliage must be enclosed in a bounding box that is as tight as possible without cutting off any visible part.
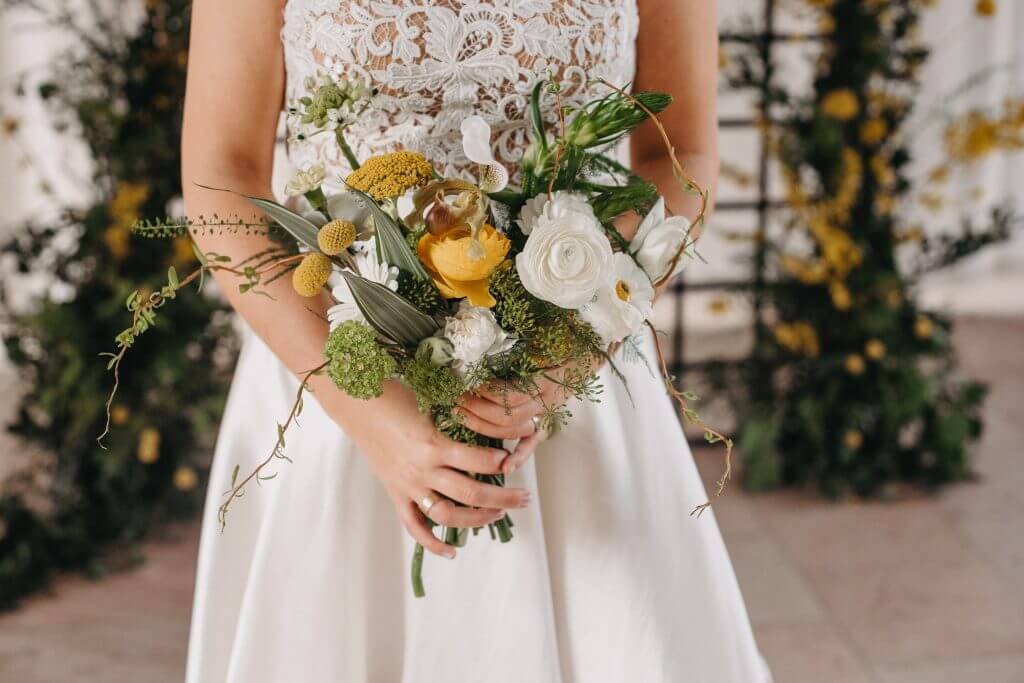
[488,261,538,337]
[0,0,236,610]
[717,1,999,497]
[325,321,396,400]
[396,271,443,315]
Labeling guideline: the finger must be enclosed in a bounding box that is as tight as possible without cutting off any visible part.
[400,502,455,559]
[473,381,535,407]
[440,441,507,475]
[432,469,530,510]
[501,430,544,475]
[453,408,536,441]
[422,497,506,529]
[457,394,541,426]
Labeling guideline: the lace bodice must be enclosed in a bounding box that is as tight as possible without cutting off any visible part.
[281,0,639,183]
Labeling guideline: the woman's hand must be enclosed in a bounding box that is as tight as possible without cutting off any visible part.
[326,381,531,560]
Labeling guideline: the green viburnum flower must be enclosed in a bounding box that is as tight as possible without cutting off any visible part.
[402,352,464,413]
[325,320,396,400]
[397,271,443,314]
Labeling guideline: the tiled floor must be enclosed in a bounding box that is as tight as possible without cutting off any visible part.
[1,317,1022,682]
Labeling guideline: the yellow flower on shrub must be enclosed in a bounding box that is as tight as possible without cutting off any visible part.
[975,0,996,17]
[417,225,510,308]
[865,339,887,360]
[860,118,888,145]
[173,465,199,492]
[773,321,820,357]
[843,430,864,450]
[137,428,161,464]
[845,354,866,375]
[829,282,852,311]
[111,405,130,426]
[821,89,860,121]
[914,316,934,339]
[345,151,434,200]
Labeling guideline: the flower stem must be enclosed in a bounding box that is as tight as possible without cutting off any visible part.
[411,543,426,598]
[337,130,361,171]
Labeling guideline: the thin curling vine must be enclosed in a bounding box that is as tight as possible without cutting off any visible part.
[98,234,303,446]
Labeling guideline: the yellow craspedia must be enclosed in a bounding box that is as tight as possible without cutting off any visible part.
[975,0,996,17]
[137,428,161,464]
[317,219,357,255]
[914,316,934,339]
[173,465,199,492]
[843,430,864,450]
[292,253,333,297]
[860,118,888,146]
[821,89,860,121]
[845,353,866,375]
[345,151,434,200]
[865,339,887,360]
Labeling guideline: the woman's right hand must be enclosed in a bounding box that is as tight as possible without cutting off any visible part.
[328,381,531,559]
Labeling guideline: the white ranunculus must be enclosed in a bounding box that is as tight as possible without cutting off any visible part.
[461,115,509,193]
[443,301,516,370]
[580,253,655,345]
[327,244,399,330]
[630,198,692,282]
[515,192,613,309]
[516,191,594,235]
[285,164,327,197]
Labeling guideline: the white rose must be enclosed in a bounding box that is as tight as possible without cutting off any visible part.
[580,253,655,345]
[515,192,613,309]
[630,198,692,282]
[443,301,516,370]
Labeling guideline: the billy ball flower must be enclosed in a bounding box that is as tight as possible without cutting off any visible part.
[318,219,357,255]
[292,253,333,297]
[325,320,396,400]
[345,151,434,200]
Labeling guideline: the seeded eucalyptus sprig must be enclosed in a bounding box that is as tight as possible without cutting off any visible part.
[132,216,282,238]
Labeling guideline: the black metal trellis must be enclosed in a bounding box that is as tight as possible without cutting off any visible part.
[667,0,813,387]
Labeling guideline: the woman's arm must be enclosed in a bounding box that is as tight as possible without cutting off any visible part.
[183,0,531,557]
[631,0,720,242]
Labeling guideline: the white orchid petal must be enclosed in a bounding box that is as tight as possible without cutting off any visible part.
[461,115,498,166]
[478,163,509,193]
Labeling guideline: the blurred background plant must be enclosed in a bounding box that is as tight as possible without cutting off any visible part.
[707,0,1017,497]
[0,0,236,609]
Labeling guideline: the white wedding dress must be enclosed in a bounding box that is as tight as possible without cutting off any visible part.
[187,2,771,681]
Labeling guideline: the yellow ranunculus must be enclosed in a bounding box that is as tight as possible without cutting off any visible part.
[417,225,509,308]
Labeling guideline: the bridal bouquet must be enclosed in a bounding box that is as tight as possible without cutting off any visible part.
[106,75,731,596]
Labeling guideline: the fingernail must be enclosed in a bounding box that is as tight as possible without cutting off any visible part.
[519,492,532,507]
[445,548,456,560]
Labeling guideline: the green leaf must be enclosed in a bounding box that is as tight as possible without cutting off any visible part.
[342,271,438,347]
[244,196,320,251]
[346,188,430,279]
[167,266,179,289]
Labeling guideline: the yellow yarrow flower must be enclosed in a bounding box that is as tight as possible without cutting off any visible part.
[346,151,434,200]
[292,253,333,297]
[317,219,357,255]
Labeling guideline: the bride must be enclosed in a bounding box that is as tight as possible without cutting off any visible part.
[182,1,770,681]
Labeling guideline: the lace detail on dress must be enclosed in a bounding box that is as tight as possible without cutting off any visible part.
[281,0,639,185]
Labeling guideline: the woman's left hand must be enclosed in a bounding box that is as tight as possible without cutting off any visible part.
[453,372,568,474]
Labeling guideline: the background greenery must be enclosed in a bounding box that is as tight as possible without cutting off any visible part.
[712,0,1012,497]
[0,0,235,610]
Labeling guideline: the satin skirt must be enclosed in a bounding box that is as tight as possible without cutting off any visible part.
[186,326,771,682]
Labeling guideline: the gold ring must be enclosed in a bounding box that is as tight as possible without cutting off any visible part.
[420,494,440,517]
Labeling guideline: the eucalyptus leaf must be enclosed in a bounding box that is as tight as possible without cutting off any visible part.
[341,271,438,347]
[244,196,320,252]
[346,188,430,279]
